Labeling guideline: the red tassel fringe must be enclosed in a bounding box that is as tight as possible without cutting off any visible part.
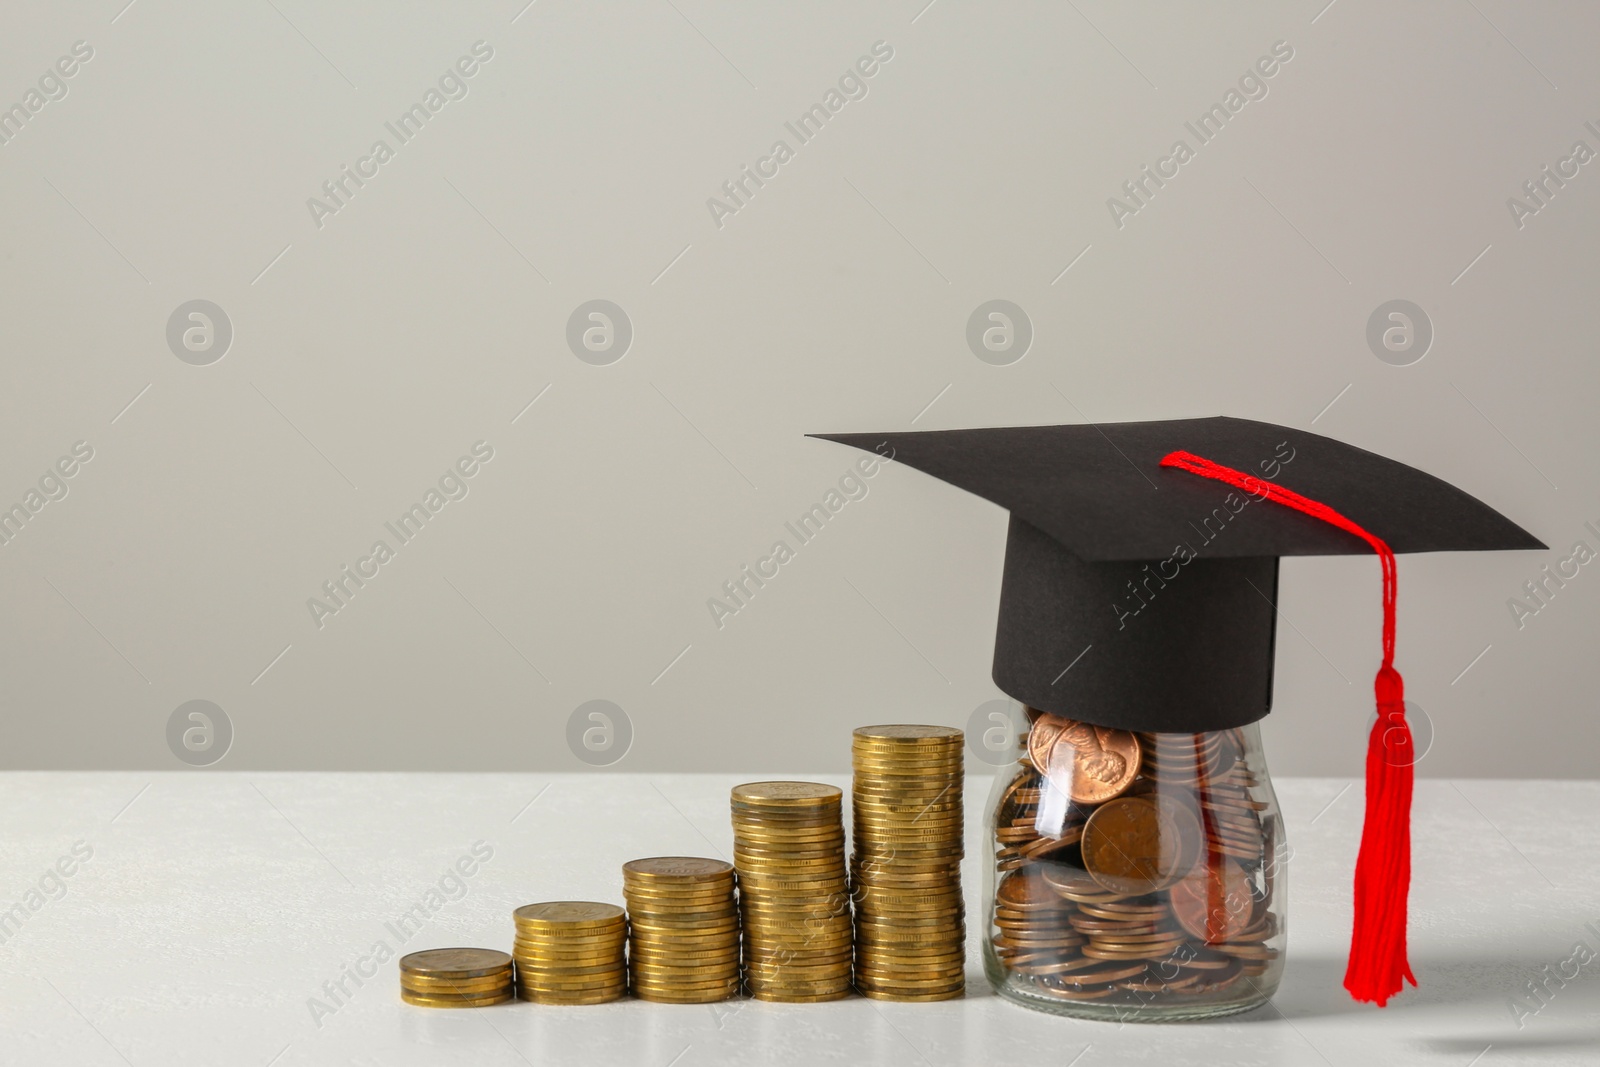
[1159,450,1417,1006]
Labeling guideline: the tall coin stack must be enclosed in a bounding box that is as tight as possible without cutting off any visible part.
[850,725,967,1001]
[398,948,514,1008]
[622,857,741,1003]
[512,902,628,1004]
[730,782,854,1002]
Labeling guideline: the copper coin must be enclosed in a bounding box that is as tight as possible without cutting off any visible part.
[1081,796,1200,894]
[996,869,1062,911]
[1035,718,1142,804]
[1027,716,1067,773]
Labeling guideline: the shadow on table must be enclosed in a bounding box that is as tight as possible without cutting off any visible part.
[1424,1032,1600,1055]
[1237,953,1600,1023]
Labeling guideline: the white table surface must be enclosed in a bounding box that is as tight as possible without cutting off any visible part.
[1,773,1595,1067]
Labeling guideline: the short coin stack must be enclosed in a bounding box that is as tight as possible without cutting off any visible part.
[731,782,853,1002]
[622,857,741,1003]
[850,725,967,1001]
[398,948,514,1007]
[512,902,628,1004]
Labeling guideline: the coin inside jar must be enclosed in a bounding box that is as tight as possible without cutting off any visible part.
[1081,795,1201,894]
[1030,715,1142,805]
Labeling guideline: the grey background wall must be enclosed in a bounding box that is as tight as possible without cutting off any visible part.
[2,1,1595,777]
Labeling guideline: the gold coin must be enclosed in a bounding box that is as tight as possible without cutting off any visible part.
[512,926,627,942]
[626,908,735,922]
[746,953,853,969]
[515,976,629,992]
[630,971,742,987]
[516,982,629,998]
[734,820,845,834]
[858,987,964,1002]
[744,945,853,961]
[401,989,515,1008]
[745,950,852,965]
[516,975,628,992]
[514,968,629,980]
[631,946,740,960]
[517,989,625,1005]
[747,986,853,1002]
[745,975,853,989]
[624,878,736,893]
[514,901,626,927]
[630,985,739,1001]
[852,972,967,987]
[745,966,852,982]
[630,921,742,934]
[629,970,740,983]
[396,972,508,998]
[742,902,857,921]
[625,907,735,922]
[624,885,737,900]
[735,817,845,831]
[631,953,741,969]
[852,804,963,820]
[398,948,513,980]
[627,909,738,925]
[734,848,845,863]
[731,781,842,806]
[855,909,964,925]
[629,937,740,953]
[512,955,625,969]
[854,954,966,971]
[740,910,849,926]
[741,927,850,941]
[513,926,627,942]
[514,965,627,979]
[853,724,963,742]
[512,947,625,963]
[735,831,846,845]
[514,958,627,973]
[623,857,734,881]
[857,886,963,900]
[633,990,738,1004]
[851,768,964,783]
[626,909,738,924]
[400,973,512,994]
[733,825,838,838]
[734,858,846,871]
[737,873,849,888]
[640,958,742,970]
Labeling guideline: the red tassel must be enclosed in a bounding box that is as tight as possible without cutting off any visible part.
[1159,450,1417,1006]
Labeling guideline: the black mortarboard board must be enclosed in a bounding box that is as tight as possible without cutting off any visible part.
[811,416,1544,734]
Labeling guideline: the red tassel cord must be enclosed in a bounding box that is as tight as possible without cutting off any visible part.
[1159,449,1417,1006]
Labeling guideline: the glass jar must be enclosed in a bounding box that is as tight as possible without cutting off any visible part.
[981,703,1288,1021]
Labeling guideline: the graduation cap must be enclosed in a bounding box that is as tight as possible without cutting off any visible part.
[811,415,1543,1006]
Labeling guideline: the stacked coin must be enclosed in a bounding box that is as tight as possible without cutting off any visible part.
[512,902,628,1004]
[622,857,741,1003]
[987,717,1283,1004]
[850,725,966,1001]
[1144,731,1271,868]
[398,948,514,1008]
[731,782,853,1002]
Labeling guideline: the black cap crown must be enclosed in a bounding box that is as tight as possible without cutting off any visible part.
[812,417,1543,732]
